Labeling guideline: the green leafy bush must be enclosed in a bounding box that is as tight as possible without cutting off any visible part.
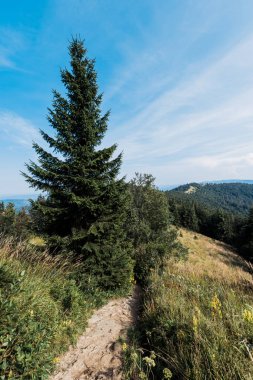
[0,238,107,379]
[126,174,186,284]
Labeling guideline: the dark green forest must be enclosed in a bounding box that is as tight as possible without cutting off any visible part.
[168,182,253,215]
[166,185,253,261]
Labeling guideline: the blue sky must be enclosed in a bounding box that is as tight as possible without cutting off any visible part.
[1,0,253,195]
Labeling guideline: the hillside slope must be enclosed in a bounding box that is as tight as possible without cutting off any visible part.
[178,229,252,282]
[125,229,253,379]
[167,182,253,215]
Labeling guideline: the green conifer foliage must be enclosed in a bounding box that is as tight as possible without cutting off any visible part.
[126,173,185,283]
[23,39,133,291]
[0,203,15,234]
[240,208,253,260]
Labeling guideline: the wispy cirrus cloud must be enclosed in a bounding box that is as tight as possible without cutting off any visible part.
[0,111,40,147]
[0,27,26,69]
[2,0,253,193]
[0,54,14,68]
[104,33,253,184]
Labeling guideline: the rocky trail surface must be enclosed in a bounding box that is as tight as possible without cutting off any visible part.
[49,288,140,380]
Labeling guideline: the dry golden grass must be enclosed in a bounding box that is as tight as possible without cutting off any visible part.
[177,228,253,285]
[125,228,253,379]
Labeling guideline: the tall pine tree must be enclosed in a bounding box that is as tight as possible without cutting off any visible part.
[23,39,133,290]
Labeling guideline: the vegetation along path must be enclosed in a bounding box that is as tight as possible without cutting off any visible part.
[50,288,140,380]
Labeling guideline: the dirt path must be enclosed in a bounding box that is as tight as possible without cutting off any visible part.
[49,288,140,380]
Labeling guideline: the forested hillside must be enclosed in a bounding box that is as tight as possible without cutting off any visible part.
[166,182,253,262]
[167,182,253,215]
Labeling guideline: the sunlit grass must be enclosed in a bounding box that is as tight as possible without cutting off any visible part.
[124,229,253,379]
[177,229,253,284]
[0,237,107,379]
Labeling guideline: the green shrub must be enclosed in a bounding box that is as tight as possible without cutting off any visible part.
[0,238,108,379]
[126,174,186,285]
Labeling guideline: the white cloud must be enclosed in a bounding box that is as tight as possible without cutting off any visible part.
[104,34,253,184]
[0,111,40,146]
[185,151,253,169]
[0,27,26,69]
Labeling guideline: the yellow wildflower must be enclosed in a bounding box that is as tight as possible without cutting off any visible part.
[130,274,136,284]
[243,308,253,323]
[130,352,138,361]
[163,368,173,379]
[122,342,128,351]
[143,356,156,367]
[63,319,72,327]
[150,351,156,360]
[139,371,147,380]
[53,357,60,363]
[193,306,201,335]
[210,294,222,318]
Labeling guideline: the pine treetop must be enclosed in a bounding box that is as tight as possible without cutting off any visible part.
[23,38,126,235]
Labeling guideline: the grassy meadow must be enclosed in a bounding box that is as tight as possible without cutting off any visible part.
[0,237,111,379]
[124,229,253,379]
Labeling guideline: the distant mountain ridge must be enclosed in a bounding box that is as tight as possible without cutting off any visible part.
[167,181,253,215]
[202,179,253,185]
[161,179,253,190]
[2,179,253,214]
